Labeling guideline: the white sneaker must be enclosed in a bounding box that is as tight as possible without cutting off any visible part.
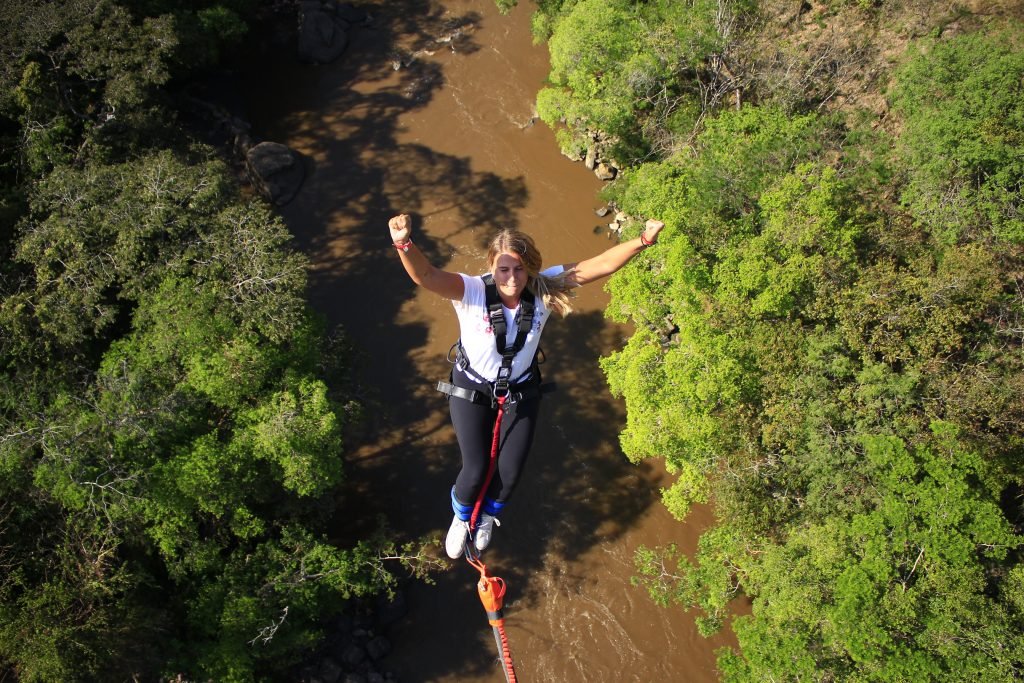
[474,514,500,552]
[445,515,470,559]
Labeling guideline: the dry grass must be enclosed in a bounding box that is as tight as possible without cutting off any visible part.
[740,0,1024,131]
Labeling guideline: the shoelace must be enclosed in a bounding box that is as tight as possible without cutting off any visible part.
[477,516,501,534]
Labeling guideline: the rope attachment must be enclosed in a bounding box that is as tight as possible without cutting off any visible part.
[466,553,517,682]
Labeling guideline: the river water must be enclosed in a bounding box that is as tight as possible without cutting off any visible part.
[242,1,737,680]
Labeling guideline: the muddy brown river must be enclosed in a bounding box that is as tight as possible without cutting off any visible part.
[242,1,738,680]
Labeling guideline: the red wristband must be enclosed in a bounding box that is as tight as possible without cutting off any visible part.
[640,233,654,247]
[393,239,412,253]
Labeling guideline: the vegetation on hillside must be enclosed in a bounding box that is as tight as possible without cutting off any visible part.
[0,2,420,680]
[502,0,1024,679]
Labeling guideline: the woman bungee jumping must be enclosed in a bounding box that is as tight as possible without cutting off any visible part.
[387,213,664,559]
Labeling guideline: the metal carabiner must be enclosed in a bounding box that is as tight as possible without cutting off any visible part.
[491,380,510,403]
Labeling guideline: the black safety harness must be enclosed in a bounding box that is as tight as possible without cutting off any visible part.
[436,274,555,407]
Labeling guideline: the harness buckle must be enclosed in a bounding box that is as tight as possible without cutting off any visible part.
[492,378,511,403]
[447,342,471,370]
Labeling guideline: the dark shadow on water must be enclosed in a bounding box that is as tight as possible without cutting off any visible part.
[372,310,664,682]
[478,310,664,610]
[233,1,663,680]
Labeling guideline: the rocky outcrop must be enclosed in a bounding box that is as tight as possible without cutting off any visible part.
[246,141,305,206]
[295,591,408,683]
[597,206,649,241]
[594,161,617,181]
[297,1,367,64]
[181,96,306,206]
[560,131,620,180]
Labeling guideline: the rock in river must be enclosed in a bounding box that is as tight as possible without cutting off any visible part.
[298,0,351,64]
[246,141,305,206]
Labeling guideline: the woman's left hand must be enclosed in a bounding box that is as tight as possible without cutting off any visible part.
[642,219,665,245]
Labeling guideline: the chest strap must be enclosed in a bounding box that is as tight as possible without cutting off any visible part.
[481,273,536,397]
[483,273,535,396]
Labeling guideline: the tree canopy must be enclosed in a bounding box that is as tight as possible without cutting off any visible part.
[0,2,413,680]
[524,0,1024,678]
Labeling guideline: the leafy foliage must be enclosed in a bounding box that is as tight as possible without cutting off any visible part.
[0,145,387,679]
[530,2,1024,678]
[722,428,1023,682]
[891,28,1024,244]
[537,0,750,162]
[0,2,411,680]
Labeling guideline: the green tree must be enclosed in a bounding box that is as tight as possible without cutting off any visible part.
[720,427,1023,682]
[891,27,1024,244]
[0,142,416,678]
[600,107,834,523]
[594,17,1024,682]
[0,3,408,677]
[537,0,750,161]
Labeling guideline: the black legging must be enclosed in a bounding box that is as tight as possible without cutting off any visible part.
[449,366,541,508]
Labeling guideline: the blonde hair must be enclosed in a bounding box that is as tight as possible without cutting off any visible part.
[486,229,576,317]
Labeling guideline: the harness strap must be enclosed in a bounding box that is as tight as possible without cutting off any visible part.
[449,341,541,387]
[436,377,555,407]
[483,274,534,358]
[483,273,535,396]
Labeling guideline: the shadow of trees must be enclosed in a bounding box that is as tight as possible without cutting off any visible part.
[233,1,664,679]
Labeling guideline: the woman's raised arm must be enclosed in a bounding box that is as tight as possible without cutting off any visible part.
[389,214,465,300]
[567,219,665,286]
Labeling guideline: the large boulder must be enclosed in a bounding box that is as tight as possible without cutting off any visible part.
[246,141,305,206]
[339,642,366,668]
[316,657,344,683]
[594,161,617,181]
[365,635,391,661]
[298,1,350,64]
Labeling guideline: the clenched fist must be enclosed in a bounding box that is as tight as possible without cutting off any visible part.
[389,214,412,244]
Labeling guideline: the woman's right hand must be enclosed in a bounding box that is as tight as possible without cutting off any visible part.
[389,214,412,244]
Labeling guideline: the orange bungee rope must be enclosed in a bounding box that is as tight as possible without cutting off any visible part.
[464,394,518,683]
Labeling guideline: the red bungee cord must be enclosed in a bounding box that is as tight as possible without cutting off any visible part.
[464,394,517,683]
